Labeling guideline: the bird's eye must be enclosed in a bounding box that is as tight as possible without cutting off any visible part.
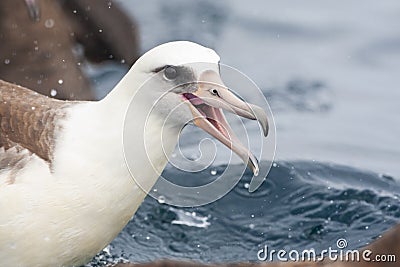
[210,89,220,97]
[164,66,178,80]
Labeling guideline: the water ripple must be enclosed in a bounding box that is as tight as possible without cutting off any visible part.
[86,161,400,265]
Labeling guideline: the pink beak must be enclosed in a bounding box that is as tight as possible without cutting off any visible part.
[183,70,269,175]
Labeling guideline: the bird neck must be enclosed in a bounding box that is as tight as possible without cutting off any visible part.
[100,67,142,115]
[97,72,181,193]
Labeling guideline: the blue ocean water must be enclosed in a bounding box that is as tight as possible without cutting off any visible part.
[85,0,400,265]
[87,161,399,265]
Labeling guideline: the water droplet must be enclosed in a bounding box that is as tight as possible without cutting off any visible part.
[365,226,369,230]
[249,223,255,229]
[73,10,77,14]
[34,46,39,51]
[251,214,255,218]
[31,107,36,110]
[244,183,250,189]
[145,236,150,240]
[272,162,277,167]
[120,59,126,64]
[102,245,111,255]
[44,19,55,28]
[50,89,57,97]
[153,188,157,192]
[210,169,217,175]
[4,59,10,65]
[58,79,63,85]
[98,29,103,33]
[157,195,166,204]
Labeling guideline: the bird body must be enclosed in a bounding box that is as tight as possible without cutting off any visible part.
[0,91,141,266]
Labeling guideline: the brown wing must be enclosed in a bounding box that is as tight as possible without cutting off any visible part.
[0,79,70,164]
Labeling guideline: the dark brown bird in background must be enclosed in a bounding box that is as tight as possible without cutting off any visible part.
[0,0,140,101]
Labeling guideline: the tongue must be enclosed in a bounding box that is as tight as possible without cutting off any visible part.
[183,93,204,105]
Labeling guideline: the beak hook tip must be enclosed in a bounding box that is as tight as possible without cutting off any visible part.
[263,125,269,137]
[25,0,41,21]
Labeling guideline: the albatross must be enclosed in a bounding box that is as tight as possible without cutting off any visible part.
[0,41,268,267]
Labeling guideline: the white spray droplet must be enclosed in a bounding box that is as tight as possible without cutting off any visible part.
[244,183,250,189]
[4,59,10,64]
[44,19,55,28]
[58,79,63,85]
[210,169,217,175]
[157,195,166,204]
[50,89,57,97]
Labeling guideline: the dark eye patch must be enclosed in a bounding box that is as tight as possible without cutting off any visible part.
[164,66,178,80]
[152,65,196,91]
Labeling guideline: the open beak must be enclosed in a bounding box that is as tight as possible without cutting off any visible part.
[24,0,41,22]
[182,70,269,176]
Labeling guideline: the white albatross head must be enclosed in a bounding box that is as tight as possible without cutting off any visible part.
[120,41,269,176]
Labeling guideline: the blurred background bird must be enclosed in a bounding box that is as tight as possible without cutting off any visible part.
[0,0,140,100]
